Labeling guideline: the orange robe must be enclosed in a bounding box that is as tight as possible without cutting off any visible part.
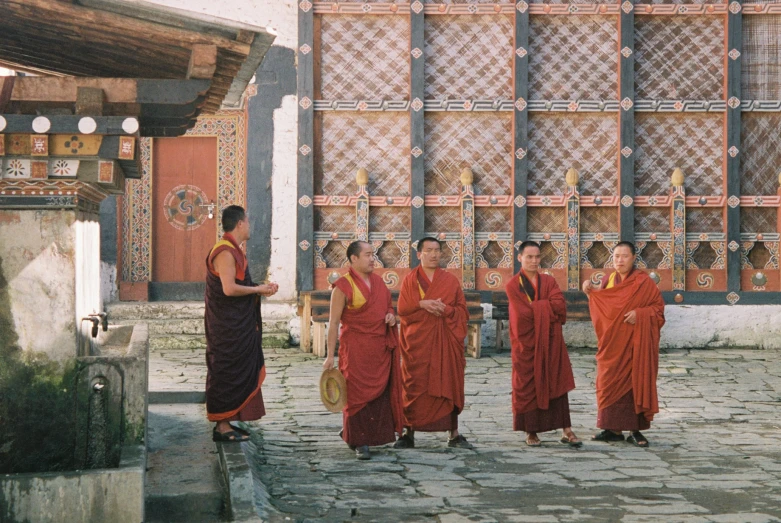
[398,267,468,431]
[506,271,575,432]
[589,269,665,430]
[333,269,403,447]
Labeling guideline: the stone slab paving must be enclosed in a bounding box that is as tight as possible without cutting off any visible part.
[233,347,781,523]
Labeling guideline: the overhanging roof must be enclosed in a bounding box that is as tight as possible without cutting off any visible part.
[0,0,276,112]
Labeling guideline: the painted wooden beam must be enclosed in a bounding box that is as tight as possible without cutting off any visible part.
[513,2,530,274]
[725,3,742,292]
[618,2,635,244]
[410,9,425,268]
[297,1,315,291]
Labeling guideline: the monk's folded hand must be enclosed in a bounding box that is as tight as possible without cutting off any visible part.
[623,310,637,324]
[322,355,335,370]
[385,313,397,326]
[582,280,593,295]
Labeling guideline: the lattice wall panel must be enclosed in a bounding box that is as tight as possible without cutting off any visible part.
[635,113,723,196]
[376,242,405,268]
[320,16,410,100]
[741,114,781,196]
[370,206,410,232]
[424,206,461,233]
[636,207,670,233]
[314,206,355,232]
[528,16,617,101]
[528,114,618,195]
[475,207,511,233]
[686,208,724,233]
[322,241,349,268]
[635,16,724,100]
[424,113,512,196]
[743,16,781,100]
[425,0,513,3]
[581,207,618,233]
[539,242,565,268]
[316,112,410,196]
[424,16,513,100]
[481,242,508,267]
[639,242,665,269]
[586,242,613,268]
[527,207,565,232]
[741,208,777,233]
[690,243,719,270]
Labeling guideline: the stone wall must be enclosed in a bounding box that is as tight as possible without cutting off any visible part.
[0,209,101,361]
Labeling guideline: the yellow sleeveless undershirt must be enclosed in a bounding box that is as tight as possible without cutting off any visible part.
[343,273,367,309]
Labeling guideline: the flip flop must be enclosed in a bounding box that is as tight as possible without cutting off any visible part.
[212,428,250,443]
[627,431,649,448]
[229,423,250,437]
[560,433,584,448]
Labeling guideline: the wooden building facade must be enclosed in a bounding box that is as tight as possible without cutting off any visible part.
[296,0,781,305]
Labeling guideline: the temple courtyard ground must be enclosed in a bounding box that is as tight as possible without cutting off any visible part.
[148,342,781,522]
[240,346,781,522]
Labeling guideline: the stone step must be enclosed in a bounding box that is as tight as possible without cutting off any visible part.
[145,403,227,522]
[115,317,291,336]
[107,301,206,321]
[149,331,290,352]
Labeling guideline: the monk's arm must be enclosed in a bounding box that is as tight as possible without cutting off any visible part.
[547,284,568,324]
[213,251,265,297]
[443,288,469,339]
[324,287,347,369]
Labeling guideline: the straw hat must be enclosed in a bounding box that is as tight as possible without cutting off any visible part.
[320,368,347,413]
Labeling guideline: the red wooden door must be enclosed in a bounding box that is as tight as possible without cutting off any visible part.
[152,137,218,282]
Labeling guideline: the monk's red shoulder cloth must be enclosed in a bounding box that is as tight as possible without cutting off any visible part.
[505,272,574,413]
[589,270,665,422]
[333,269,403,433]
[397,267,468,426]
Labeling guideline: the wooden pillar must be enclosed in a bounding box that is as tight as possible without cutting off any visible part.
[460,168,475,290]
[725,2,743,295]
[671,168,686,291]
[410,5,425,266]
[513,1,530,273]
[566,168,580,291]
[618,0,635,244]
[355,168,369,242]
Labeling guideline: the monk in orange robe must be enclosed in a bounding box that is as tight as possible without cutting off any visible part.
[506,241,581,447]
[323,241,403,460]
[394,237,473,449]
[205,205,278,442]
[583,241,665,448]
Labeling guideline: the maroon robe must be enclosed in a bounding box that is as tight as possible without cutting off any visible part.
[333,269,403,447]
[398,267,468,432]
[204,233,265,422]
[505,271,575,432]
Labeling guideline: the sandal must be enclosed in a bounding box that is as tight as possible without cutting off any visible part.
[592,430,625,442]
[560,431,583,448]
[393,432,415,449]
[229,423,250,437]
[627,431,649,448]
[212,428,250,443]
[526,434,542,447]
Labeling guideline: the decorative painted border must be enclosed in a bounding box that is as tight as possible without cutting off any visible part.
[311,99,781,113]
[122,112,246,283]
[566,183,580,290]
[672,184,686,291]
[461,183,475,289]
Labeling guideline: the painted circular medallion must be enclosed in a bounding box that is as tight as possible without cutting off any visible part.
[163,184,209,231]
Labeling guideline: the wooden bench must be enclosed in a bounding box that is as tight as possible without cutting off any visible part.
[298,290,485,358]
[491,291,592,351]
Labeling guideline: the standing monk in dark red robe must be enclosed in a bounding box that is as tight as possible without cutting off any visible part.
[205,205,278,442]
[394,237,473,449]
[506,241,581,447]
[323,241,403,460]
[583,241,665,448]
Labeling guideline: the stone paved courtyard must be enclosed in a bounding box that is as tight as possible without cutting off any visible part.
[237,346,781,523]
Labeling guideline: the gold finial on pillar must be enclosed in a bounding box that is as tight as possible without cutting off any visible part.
[460,168,473,186]
[565,168,579,187]
[356,167,369,186]
[672,167,684,187]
